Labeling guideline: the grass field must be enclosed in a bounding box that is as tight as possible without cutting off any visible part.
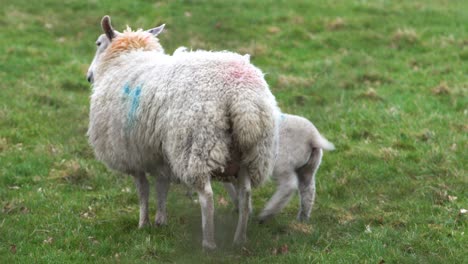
[1,0,467,263]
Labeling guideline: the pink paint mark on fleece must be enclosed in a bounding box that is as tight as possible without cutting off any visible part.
[226,61,262,85]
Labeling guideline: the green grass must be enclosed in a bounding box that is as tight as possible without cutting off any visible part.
[1,0,467,263]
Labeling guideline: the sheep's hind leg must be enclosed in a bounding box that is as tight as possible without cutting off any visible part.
[155,175,170,226]
[297,148,323,222]
[132,172,150,228]
[233,167,252,245]
[258,172,297,223]
[197,181,216,250]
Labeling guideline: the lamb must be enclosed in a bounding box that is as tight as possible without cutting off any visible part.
[160,113,333,224]
[86,16,280,250]
[256,113,334,222]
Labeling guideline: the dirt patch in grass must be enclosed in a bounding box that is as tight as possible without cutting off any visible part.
[326,17,346,31]
[290,15,305,25]
[288,221,313,234]
[351,130,375,140]
[337,210,355,224]
[30,94,65,109]
[416,129,435,142]
[48,159,90,184]
[431,82,451,95]
[267,26,281,34]
[391,28,419,48]
[392,140,416,151]
[357,72,392,85]
[237,41,268,57]
[277,74,315,89]
[379,147,399,161]
[0,137,9,152]
[357,88,384,101]
[3,199,29,215]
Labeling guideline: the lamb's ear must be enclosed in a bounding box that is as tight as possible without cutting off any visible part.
[147,24,165,36]
[101,15,116,41]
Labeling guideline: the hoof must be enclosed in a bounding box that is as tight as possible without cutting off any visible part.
[233,237,247,246]
[258,213,272,224]
[138,220,150,229]
[233,232,247,246]
[296,213,310,222]
[202,240,217,251]
[155,213,167,226]
[155,221,167,226]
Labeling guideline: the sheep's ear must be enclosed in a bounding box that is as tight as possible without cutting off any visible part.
[101,15,116,41]
[147,24,165,36]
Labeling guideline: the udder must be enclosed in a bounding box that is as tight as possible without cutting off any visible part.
[211,148,241,182]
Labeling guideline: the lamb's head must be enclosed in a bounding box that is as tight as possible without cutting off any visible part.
[86,15,165,83]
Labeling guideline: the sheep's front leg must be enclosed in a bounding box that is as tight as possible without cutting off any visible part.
[197,181,216,250]
[258,172,297,223]
[297,149,323,221]
[132,172,150,228]
[155,175,170,226]
[233,167,251,245]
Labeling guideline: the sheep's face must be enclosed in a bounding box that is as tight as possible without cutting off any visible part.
[86,15,165,83]
[87,34,112,83]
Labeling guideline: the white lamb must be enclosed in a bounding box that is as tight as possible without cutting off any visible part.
[86,16,280,250]
[175,113,334,223]
[257,113,334,222]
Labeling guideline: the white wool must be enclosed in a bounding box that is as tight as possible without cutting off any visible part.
[88,48,280,188]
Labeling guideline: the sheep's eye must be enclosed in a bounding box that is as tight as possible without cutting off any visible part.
[96,42,101,47]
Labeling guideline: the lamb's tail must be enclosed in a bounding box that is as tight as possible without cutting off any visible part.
[310,126,335,151]
[229,88,279,187]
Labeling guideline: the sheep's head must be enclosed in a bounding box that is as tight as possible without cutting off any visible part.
[86,15,165,83]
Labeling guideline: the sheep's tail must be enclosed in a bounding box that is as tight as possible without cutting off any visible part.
[310,126,335,151]
[229,89,279,187]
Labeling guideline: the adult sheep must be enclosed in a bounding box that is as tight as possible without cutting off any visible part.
[86,16,280,250]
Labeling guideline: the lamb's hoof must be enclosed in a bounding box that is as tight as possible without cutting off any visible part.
[202,240,217,251]
[258,214,272,224]
[296,213,310,222]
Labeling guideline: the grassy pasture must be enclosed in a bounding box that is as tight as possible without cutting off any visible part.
[0,0,467,263]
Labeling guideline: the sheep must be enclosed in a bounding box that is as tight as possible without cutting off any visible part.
[86,16,280,250]
[172,114,334,223]
[256,113,334,222]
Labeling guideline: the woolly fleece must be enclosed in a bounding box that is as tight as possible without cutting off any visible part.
[88,30,280,188]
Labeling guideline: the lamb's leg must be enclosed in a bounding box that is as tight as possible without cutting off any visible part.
[258,172,298,223]
[132,172,150,228]
[233,167,252,245]
[297,148,323,221]
[155,175,170,226]
[223,182,238,210]
[196,181,216,250]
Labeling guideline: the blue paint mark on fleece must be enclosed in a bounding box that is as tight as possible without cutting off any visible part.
[122,83,142,130]
[129,85,141,122]
[123,83,131,95]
